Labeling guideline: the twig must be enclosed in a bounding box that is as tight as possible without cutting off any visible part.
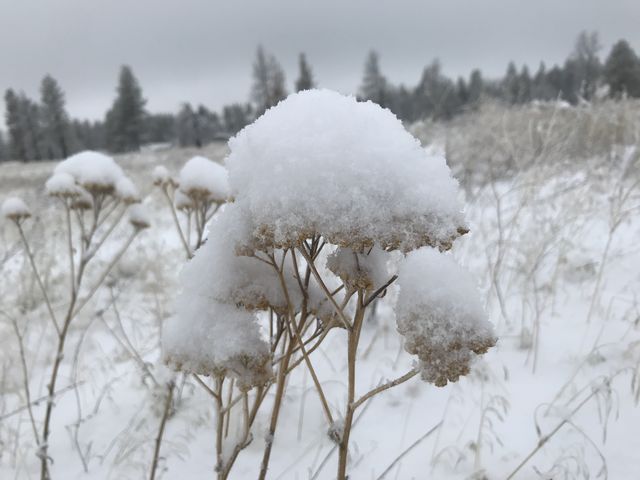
[149,381,174,480]
[375,421,443,480]
[351,369,419,411]
[16,223,61,335]
[363,275,398,308]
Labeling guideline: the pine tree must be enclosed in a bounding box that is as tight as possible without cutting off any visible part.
[604,40,640,98]
[532,62,552,100]
[72,119,106,151]
[251,46,288,116]
[468,69,484,106]
[223,103,251,135]
[359,51,387,106]
[295,53,315,92]
[40,75,71,159]
[105,65,147,152]
[502,62,520,104]
[518,66,532,103]
[176,103,199,147]
[6,93,44,161]
[571,31,602,101]
[455,77,469,114]
[545,65,565,100]
[0,131,7,161]
[414,60,456,120]
[4,89,27,161]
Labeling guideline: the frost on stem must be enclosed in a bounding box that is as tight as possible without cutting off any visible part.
[395,248,496,387]
[226,89,467,252]
[2,196,31,222]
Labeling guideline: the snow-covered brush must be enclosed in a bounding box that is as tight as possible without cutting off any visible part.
[162,89,496,480]
[2,150,148,480]
[152,155,229,258]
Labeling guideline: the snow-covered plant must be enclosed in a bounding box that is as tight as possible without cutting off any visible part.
[162,89,496,480]
[153,155,229,257]
[396,249,496,387]
[2,150,147,480]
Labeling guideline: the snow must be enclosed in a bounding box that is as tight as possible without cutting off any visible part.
[45,172,78,197]
[152,165,172,186]
[2,196,31,220]
[70,188,93,210]
[173,189,194,211]
[178,156,230,203]
[128,204,151,229]
[226,89,466,252]
[326,246,393,291]
[3,107,640,480]
[176,203,300,313]
[115,177,141,204]
[53,150,126,193]
[395,248,496,386]
[164,267,272,389]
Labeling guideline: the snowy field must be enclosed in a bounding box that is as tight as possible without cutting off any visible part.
[1,99,640,480]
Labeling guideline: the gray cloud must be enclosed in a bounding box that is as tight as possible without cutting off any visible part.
[1,0,639,123]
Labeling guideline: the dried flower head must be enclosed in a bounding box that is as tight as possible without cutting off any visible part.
[164,298,273,389]
[178,156,230,204]
[53,151,125,195]
[128,204,151,230]
[116,177,141,204]
[174,190,195,212]
[70,189,93,210]
[225,90,467,253]
[152,165,176,188]
[326,246,392,291]
[2,196,31,223]
[45,172,80,198]
[395,248,496,387]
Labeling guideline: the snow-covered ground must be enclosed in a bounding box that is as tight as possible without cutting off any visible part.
[1,121,640,479]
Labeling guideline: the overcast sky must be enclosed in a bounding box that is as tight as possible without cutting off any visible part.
[1,0,639,124]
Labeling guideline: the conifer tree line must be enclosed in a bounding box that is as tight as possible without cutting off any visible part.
[2,32,640,162]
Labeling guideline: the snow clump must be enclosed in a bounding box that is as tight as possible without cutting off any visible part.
[184,204,301,312]
[45,172,79,198]
[2,197,31,222]
[395,248,496,387]
[326,246,393,291]
[163,221,272,388]
[152,165,174,187]
[54,151,126,194]
[226,89,467,252]
[178,156,230,203]
[128,204,151,230]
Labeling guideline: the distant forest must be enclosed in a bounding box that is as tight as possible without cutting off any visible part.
[2,31,640,162]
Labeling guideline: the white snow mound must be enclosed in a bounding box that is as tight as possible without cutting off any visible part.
[54,151,125,192]
[396,248,496,386]
[226,89,467,252]
[2,196,31,220]
[178,156,230,202]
